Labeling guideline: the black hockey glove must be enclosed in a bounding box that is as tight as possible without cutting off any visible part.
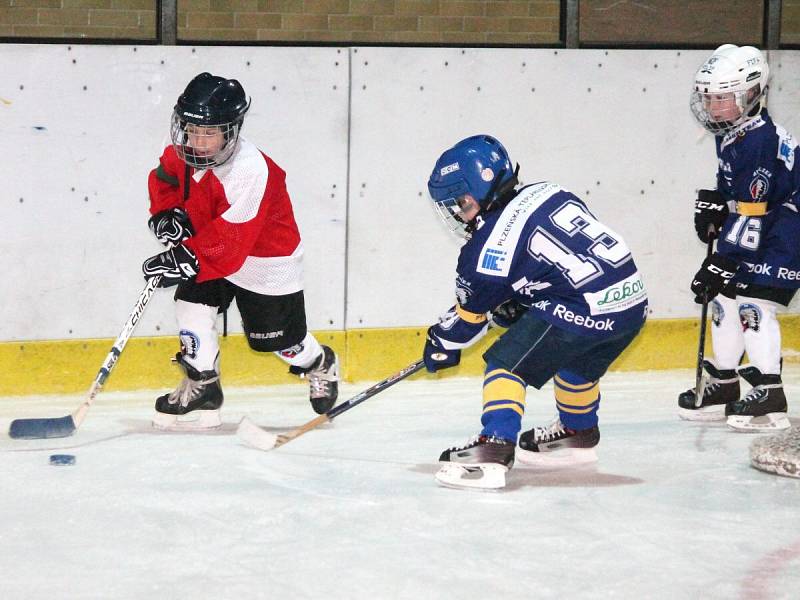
[490,299,527,328]
[142,244,199,288]
[148,207,194,246]
[423,327,461,373]
[694,189,729,243]
[690,253,738,304]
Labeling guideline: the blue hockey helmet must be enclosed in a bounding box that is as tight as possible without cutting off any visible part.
[428,135,517,236]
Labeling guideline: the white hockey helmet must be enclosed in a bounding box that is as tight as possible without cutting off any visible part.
[690,44,769,136]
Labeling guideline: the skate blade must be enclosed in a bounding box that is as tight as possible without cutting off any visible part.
[677,406,726,422]
[152,409,222,432]
[434,463,507,491]
[515,446,598,468]
[726,413,791,433]
[236,416,279,451]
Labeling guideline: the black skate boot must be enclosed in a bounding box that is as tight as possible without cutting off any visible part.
[726,366,790,432]
[291,345,339,414]
[152,353,223,431]
[516,418,599,466]
[678,360,740,421]
[435,435,515,490]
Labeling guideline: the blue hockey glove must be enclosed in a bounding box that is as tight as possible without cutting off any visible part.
[142,244,199,288]
[490,299,527,328]
[690,253,738,303]
[423,326,461,373]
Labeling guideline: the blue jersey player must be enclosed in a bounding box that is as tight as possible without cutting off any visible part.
[424,135,648,490]
[680,45,800,431]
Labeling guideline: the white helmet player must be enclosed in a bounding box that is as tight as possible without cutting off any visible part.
[690,44,769,136]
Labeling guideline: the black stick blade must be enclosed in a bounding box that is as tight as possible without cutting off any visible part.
[8,416,76,439]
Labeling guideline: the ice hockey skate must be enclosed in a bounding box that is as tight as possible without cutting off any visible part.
[726,366,790,432]
[678,360,740,421]
[152,353,224,431]
[292,345,339,414]
[435,435,515,491]
[516,417,599,467]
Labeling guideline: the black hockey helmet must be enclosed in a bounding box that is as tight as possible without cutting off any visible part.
[171,72,251,169]
[175,72,250,126]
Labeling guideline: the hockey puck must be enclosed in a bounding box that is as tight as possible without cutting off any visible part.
[49,454,76,466]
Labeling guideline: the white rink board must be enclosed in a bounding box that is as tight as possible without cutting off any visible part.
[0,45,348,340]
[347,47,800,328]
[1,46,799,341]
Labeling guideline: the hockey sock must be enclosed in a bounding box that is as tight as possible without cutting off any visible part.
[175,300,220,372]
[739,296,782,375]
[274,331,324,370]
[554,370,600,431]
[480,363,526,442]
[710,294,745,370]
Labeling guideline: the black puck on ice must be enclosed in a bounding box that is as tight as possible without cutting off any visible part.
[49,454,76,466]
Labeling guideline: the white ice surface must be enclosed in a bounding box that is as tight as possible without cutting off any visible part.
[1,369,799,600]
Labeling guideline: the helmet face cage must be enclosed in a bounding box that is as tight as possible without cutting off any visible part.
[170,111,242,169]
[432,195,470,237]
[690,86,763,136]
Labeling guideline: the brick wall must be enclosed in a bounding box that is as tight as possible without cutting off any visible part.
[176,0,560,43]
[0,0,797,45]
[0,0,156,39]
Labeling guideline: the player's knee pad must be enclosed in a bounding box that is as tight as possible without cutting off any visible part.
[480,364,526,441]
[273,332,323,369]
[738,297,782,375]
[554,370,600,430]
[175,300,219,371]
[710,294,745,369]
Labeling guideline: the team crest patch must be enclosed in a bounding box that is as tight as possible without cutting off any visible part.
[739,303,762,332]
[749,170,770,200]
[179,330,200,359]
[710,299,724,327]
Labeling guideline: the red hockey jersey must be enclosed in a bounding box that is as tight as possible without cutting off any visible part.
[148,138,304,295]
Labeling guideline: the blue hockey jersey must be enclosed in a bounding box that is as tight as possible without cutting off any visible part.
[432,182,648,349]
[714,110,800,289]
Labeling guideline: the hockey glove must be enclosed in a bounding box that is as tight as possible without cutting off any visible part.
[142,244,199,288]
[690,253,738,304]
[490,299,527,328]
[694,189,728,243]
[148,207,195,246]
[423,326,461,373]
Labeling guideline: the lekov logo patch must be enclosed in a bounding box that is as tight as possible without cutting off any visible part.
[583,272,647,316]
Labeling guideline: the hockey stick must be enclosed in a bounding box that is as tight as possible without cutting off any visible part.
[8,276,162,439]
[694,233,716,408]
[237,359,425,451]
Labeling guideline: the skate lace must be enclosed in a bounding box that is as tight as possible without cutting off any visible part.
[307,354,338,399]
[445,435,481,452]
[168,375,219,408]
[741,386,766,405]
[535,419,567,443]
[704,382,721,398]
